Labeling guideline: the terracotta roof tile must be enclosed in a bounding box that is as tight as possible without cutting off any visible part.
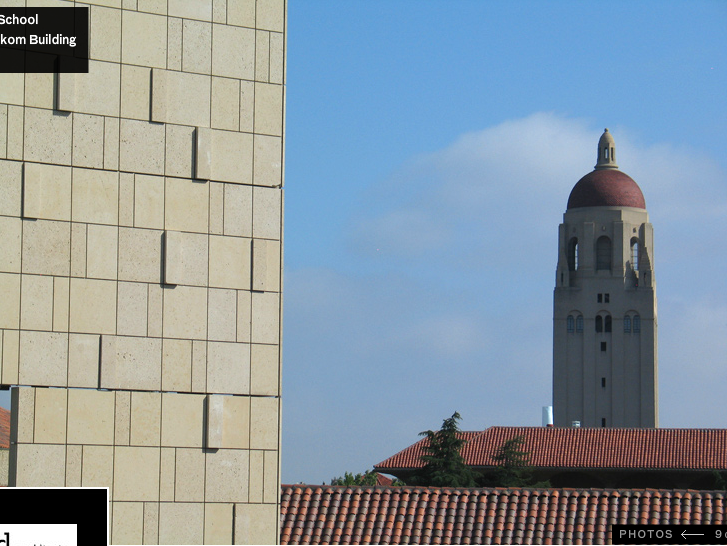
[375,426,727,471]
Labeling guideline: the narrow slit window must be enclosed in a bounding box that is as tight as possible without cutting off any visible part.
[576,315,584,333]
[624,315,631,333]
[567,315,574,333]
[633,315,641,333]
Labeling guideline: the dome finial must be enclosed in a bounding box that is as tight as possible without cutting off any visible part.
[595,128,619,170]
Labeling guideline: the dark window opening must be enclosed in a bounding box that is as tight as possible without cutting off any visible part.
[633,315,641,333]
[605,315,612,333]
[597,293,602,303]
[600,342,607,351]
[601,418,607,427]
[596,236,612,271]
[567,315,574,333]
[601,377,606,388]
[624,315,631,333]
[576,315,583,333]
[595,316,603,333]
[604,293,609,303]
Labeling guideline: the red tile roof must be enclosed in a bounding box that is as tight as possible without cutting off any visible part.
[0,406,9,449]
[280,485,726,545]
[375,427,727,471]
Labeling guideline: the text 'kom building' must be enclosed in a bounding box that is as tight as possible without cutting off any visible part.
[553,129,657,428]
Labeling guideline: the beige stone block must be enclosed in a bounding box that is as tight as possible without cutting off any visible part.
[103,115,120,171]
[20,274,54,331]
[81,445,114,495]
[22,162,72,221]
[152,69,211,127]
[252,238,280,292]
[159,447,176,502]
[257,32,270,84]
[253,186,282,239]
[196,128,253,185]
[115,390,131,446]
[67,333,100,388]
[161,392,205,447]
[239,80,254,133]
[90,5,121,62]
[192,339,207,392]
[120,64,152,121]
[118,227,163,283]
[209,235,251,290]
[14,443,65,487]
[251,343,279,396]
[183,19,212,74]
[0,73,24,105]
[117,281,148,337]
[174,448,205,501]
[249,450,264,503]
[206,394,249,449]
[0,216,22,273]
[163,230,209,286]
[117,172,134,228]
[57,61,121,117]
[72,113,105,169]
[34,387,67,444]
[122,10,168,69]
[167,16,183,71]
[250,396,279,450]
[1,329,20,385]
[251,291,279,345]
[119,119,166,176]
[205,449,249,503]
[264,450,279,503]
[224,183,252,237]
[0,273,21,330]
[159,502,204,545]
[270,32,284,85]
[212,24,254,80]
[211,77,240,131]
[6,106,24,161]
[255,83,283,136]
[24,72,54,109]
[144,501,160,544]
[208,288,236,342]
[169,0,212,19]
[207,341,250,395]
[212,0,226,22]
[100,335,162,391]
[257,0,285,32]
[114,446,160,501]
[235,503,278,545]
[209,181,224,235]
[164,177,209,233]
[10,386,34,444]
[53,276,70,331]
[19,330,68,387]
[134,174,165,230]
[71,167,119,225]
[67,388,116,444]
[253,134,282,187]
[86,224,118,280]
[130,391,162,446]
[162,285,208,340]
[148,283,163,337]
[165,123,195,179]
[70,222,87,277]
[69,278,117,334]
[138,0,167,14]
[236,290,251,343]
[65,444,82,487]
[112,502,143,546]
[0,159,22,216]
[162,338,191,392]
[227,0,254,27]
[204,503,234,545]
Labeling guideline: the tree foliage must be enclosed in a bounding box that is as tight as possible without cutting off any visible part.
[489,435,550,488]
[329,470,406,487]
[414,411,476,487]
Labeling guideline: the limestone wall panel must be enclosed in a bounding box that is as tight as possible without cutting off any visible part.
[20,274,54,331]
[122,10,168,69]
[0,217,22,273]
[205,449,249,503]
[151,69,211,127]
[19,330,68,387]
[67,333,101,388]
[206,341,250,395]
[67,388,116,445]
[57,61,121,117]
[0,160,22,216]
[162,338,192,392]
[22,163,72,221]
[195,128,253,185]
[69,278,117,334]
[113,446,161,501]
[160,392,205,448]
[100,335,162,391]
[234,503,278,545]
[21,219,70,275]
[163,230,209,287]
[158,502,204,545]
[182,19,212,74]
[71,167,119,225]
[162,285,208,340]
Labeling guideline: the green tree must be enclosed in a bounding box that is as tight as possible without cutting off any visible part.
[330,470,379,486]
[490,435,550,487]
[414,411,476,487]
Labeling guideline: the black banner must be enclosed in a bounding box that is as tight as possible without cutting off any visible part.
[0,7,88,73]
[612,524,727,545]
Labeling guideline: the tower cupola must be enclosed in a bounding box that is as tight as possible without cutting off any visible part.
[595,128,618,170]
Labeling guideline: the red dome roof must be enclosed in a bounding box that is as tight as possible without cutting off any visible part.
[567,169,645,210]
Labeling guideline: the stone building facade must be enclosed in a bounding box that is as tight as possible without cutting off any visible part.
[553,130,657,428]
[0,0,285,543]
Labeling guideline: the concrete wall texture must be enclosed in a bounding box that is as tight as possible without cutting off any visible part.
[0,0,285,544]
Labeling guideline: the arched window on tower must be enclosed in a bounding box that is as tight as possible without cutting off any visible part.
[633,315,641,333]
[568,238,578,271]
[596,236,612,271]
[567,315,574,333]
[605,315,612,333]
[624,315,631,333]
[595,315,603,333]
[576,315,584,333]
[630,237,640,271]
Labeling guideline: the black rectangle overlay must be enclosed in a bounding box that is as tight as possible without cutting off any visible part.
[612,524,727,545]
[0,487,108,544]
[0,7,88,73]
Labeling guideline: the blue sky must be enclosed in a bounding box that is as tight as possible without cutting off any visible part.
[282,0,727,484]
[1,1,725,488]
